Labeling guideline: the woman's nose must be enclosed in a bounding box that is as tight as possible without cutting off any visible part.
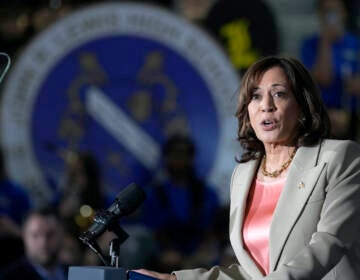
[261,95,275,112]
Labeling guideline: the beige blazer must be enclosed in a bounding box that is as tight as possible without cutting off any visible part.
[174,139,360,279]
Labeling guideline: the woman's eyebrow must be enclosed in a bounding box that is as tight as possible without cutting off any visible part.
[252,83,287,92]
[271,83,287,88]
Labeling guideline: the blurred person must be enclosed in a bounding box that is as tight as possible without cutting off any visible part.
[0,148,32,270]
[30,0,75,33]
[172,0,215,25]
[0,4,34,57]
[204,0,279,75]
[0,148,32,227]
[0,1,74,58]
[300,0,360,140]
[56,151,107,237]
[58,232,83,267]
[140,134,220,271]
[0,217,25,273]
[1,208,67,280]
[134,56,360,279]
[55,151,109,241]
[54,150,118,269]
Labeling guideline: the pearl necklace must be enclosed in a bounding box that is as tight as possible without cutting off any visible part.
[261,148,297,178]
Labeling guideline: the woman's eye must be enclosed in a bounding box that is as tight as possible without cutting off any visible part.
[273,92,285,98]
[251,93,260,100]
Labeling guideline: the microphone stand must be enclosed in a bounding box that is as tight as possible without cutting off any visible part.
[79,211,129,267]
[69,182,150,279]
[108,220,129,267]
[85,238,110,266]
[70,221,130,280]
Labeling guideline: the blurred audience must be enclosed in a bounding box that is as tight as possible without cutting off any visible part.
[0,148,32,227]
[172,0,215,25]
[0,4,33,57]
[0,1,96,58]
[1,208,68,280]
[0,148,32,271]
[58,231,84,267]
[55,151,107,237]
[300,0,360,140]
[140,134,220,271]
[51,150,116,269]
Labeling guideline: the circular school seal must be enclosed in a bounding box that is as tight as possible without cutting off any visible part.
[1,3,240,205]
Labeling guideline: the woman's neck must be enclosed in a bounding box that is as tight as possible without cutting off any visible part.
[258,144,297,182]
[264,144,296,162]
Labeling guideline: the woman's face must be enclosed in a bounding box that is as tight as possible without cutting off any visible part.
[247,66,301,146]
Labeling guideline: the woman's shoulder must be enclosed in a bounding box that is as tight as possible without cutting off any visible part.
[233,157,258,169]
[231,158,258,183]
[318,139,360,163]
[320,138,360,151]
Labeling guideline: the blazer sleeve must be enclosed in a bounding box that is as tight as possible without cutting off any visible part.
[264,141,360,279]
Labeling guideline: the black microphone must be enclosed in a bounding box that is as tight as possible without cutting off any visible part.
[79,183,146,244]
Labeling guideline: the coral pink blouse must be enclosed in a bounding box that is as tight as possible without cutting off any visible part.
[242,177,286,275]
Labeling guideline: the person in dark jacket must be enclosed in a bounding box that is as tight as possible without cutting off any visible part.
[1,208,67,280]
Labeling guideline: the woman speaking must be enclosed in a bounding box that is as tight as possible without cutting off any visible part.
[136,56,360,279]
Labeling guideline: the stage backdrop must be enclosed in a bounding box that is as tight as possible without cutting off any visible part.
[0,3,240,206]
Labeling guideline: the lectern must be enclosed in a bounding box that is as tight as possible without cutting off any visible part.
[68,266,127,280]
[68,266,157,280]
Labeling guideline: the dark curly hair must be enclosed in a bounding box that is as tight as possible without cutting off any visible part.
[235,55,331,162]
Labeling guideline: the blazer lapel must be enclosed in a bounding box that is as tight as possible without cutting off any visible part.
[269,144,325,271]
[230,159,265,278]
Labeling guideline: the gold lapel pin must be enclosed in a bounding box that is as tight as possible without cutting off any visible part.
[298,181,305,189]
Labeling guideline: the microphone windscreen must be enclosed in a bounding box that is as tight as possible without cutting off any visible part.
[115,183,146,215]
